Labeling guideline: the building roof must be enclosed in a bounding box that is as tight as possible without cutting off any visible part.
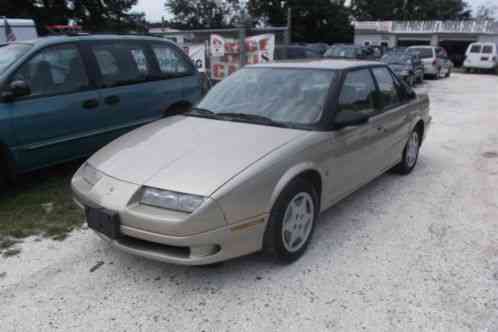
[249,59,382,70]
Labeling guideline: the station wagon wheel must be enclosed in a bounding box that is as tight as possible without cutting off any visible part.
[393,129,421,175]
[264,178,319,262]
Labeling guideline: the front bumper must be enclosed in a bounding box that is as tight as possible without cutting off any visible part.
[72,172,268,265]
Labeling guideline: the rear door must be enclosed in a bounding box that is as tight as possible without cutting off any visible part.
[466,43,482,68]
[6,43,103,172]
[85,40,165,141]
[369,66,413,168]
[481,43,497,68]
[149,42,203,108]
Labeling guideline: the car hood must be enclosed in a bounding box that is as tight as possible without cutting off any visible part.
[88,116,304,197]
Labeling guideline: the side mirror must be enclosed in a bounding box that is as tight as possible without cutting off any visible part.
[2,80,31,102]
[332,110,370,130]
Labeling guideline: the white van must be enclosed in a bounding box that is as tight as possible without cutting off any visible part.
[463,42,498,73]
[0,19,38,43]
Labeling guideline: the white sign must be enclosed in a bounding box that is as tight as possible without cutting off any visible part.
[209,33,275,80]
[210,34,225,57]
[184,44,207,72]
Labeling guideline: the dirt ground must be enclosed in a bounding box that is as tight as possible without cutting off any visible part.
[1,73,498,332]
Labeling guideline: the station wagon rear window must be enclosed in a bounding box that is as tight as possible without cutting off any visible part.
[482,45,493,54]
[0,43,32,74]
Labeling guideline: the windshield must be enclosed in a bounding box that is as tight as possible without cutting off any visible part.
[196,68,336,127]
[0,43,32,75]
[324,46,358,59]
[410,48,433,59]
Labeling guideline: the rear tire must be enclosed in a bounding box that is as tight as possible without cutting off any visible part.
[393,129,421,175]
[264,178,319,263]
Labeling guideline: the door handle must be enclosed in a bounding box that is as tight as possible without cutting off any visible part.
[104,95,120,105]
[82,99,99,109]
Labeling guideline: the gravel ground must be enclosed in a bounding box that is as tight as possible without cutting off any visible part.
[1,73,498,332]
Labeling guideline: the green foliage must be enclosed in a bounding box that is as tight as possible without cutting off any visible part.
[0,0,146,34]
[247,0,353,44]
[351,0,472,21]
[166,0,243,29]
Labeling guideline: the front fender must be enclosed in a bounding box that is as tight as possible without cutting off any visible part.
[269,162,324,211]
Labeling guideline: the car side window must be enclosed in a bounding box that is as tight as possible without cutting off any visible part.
[372,67,401,109]
[91,42,150,88]
[337,69,377,116]
[150,44,191,76]
[11,44,89,98]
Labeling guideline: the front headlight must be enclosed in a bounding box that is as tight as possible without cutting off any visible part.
[80,163,103,187]
[141,187,206,213]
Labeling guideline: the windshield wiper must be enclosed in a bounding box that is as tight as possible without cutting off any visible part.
[216,112,290,128]
[188,107,216,116]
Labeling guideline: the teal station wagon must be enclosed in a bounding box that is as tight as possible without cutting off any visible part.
[0,35,207,185]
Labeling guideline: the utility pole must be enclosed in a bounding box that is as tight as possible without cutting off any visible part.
[285,7,292,45]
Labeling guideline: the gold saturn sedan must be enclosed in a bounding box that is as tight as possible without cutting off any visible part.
[72,60,431,266]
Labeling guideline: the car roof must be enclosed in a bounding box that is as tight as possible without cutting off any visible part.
[408,45,435,49]
[249,59,383,70]
[17,34,174,47]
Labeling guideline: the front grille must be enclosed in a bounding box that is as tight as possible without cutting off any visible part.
[117,235,190,259]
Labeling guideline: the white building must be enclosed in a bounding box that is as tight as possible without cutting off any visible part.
[0,19,38,43]
[354,20,498,66]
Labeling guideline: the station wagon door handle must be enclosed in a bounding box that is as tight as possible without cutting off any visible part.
[104,95,120,105]
[82,99,99,109]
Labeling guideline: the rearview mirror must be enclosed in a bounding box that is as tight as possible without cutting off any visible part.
[2,80,31,102]
[332,110,370,130]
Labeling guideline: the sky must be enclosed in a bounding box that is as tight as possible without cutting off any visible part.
[133,0,493,23]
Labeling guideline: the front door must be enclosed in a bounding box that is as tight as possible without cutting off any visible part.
[370,67,413,169]
[6,43,102,172]
[324,68,385,205]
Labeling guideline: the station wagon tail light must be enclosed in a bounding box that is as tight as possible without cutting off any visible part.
[80,163,103,187]
[141,187,206,213]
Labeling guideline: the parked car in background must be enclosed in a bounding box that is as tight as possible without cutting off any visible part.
[381,52,424,86]
[305,43,330,55]
[274,45,323,60]
[463,42,498,74]
[0,35,206,186]
[0,19,38,43]
[324,44,380,60]
[72,59,431,266]
[407,46,453,79]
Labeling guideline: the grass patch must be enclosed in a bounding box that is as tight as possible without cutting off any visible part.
[0,161,85,255]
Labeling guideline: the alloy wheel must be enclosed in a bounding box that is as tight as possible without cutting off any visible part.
[281,192,315,253]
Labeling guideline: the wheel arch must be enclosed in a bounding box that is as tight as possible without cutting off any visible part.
[269,162,324,213]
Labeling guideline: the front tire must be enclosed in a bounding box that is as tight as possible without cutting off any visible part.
[264,178,319,263]
[393,130,421,175]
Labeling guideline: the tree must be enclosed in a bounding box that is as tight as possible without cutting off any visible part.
[248,0,354,44]
[474,3,498,20]
[165,0,242,29]
[0,0,145,34]
[351,0,471,21]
